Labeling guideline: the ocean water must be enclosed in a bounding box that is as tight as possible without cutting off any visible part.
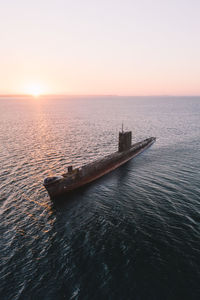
[0,96,200,300]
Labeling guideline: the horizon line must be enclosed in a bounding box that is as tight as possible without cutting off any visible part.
[0,94,200,98]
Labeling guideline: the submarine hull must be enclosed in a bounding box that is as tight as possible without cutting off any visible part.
[44,137,156,199]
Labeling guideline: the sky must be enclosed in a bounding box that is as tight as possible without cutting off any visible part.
[0,0,200,96]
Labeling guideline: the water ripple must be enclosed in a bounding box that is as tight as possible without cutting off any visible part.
[0,96,200,299]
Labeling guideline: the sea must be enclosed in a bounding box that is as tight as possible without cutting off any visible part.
[0,96,200,300]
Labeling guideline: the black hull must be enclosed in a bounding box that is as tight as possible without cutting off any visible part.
[44,137,156,199]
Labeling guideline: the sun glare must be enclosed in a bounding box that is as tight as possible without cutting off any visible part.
[32,90,40,97]
[25,84,44,97]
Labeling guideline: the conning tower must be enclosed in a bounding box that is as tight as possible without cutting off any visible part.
[118,126,132,152]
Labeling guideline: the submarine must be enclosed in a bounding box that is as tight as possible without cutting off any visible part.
[43,128,156,199]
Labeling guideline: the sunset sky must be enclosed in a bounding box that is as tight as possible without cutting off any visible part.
[0,0,200,96]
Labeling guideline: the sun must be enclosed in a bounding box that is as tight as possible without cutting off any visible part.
[25,84,44,97]
[32,90,41,97]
